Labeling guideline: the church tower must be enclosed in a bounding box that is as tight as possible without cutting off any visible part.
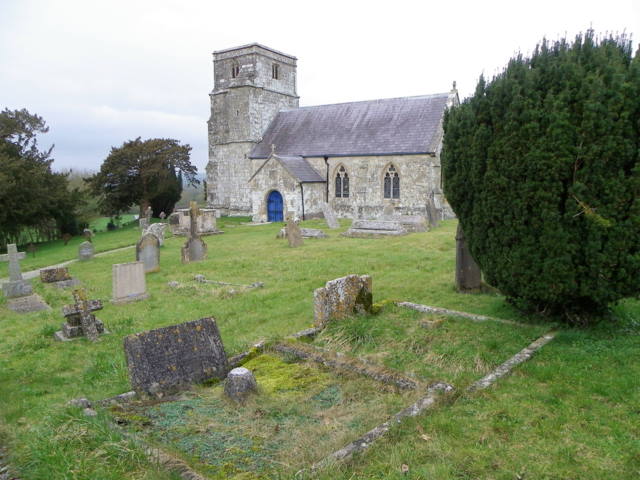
[206,44,299,215]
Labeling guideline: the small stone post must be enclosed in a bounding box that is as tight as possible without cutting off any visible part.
[455,223,481,292]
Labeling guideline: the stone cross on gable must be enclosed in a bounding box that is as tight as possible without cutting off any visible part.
[189,201,200,238]
[0,244,26,282]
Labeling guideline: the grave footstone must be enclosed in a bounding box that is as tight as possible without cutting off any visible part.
[54,289,106,342]
[136,234,160,273]
[314,274,373,328]
[224,367,258,403]
[181,202,207,263]
[123,317,229,395]
[285,213,303,247]
[112,261,149,304]
[1,244,32,298]
[78,241,94,261]
[40,266,79,289]
[455,223,482,292]
[321,202,340,229]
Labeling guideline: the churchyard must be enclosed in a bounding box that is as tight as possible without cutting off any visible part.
[0,217,638,479]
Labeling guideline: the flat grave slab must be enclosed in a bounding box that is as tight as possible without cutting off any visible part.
[7,294,51,313]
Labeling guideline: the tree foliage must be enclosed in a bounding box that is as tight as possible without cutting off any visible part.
[442,31,640,323]
[87,137,198,217]
[0,108,83,247]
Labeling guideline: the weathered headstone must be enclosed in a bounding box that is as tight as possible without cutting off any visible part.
[78,241,94,261]
[224,367,258,403]
[285,213,303,247]
[26,243,37,257]
[136,234,160,273]
[55,290,105,341]
[455,223,482,292]
[1,244,32,298]
[314,274,373,328]
[83,229,93,243]
[425,197,440,229]
[112,261,149,303]
[321,202,340,229]
[40,266,80,289]
[169,207,220,236]
[123,317,229,395]
[159,211,166,220]
[181,201,208,263]
[142,222,167,246]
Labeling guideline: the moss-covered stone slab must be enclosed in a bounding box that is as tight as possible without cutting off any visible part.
[314,274,372,328]
[123,317,229,395]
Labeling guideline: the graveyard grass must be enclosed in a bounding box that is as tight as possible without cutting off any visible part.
[0,218,638,479]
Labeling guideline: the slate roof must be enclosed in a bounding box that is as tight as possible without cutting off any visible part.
[249,155,325,183]
[250,93,449,159]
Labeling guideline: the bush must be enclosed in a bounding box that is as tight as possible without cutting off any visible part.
[442,31,640,324]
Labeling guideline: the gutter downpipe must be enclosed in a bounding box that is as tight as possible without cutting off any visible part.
[324,156,329,202]
[300,182,305,220]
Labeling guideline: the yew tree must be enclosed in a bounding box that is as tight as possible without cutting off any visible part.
[88,137,198,217]
[442,31,640,323]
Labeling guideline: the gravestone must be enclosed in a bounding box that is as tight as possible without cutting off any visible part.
[6,294,50,313]
[78,241,94,261]
[224,367,258,403]
[425,197,440,228]
[1,244,32,298]
[321,202,340,229]
[181,202,208,263]
[40,266,79,289]
[285,213,303,247]
[455,223,482,292]
[62,233,72,245]
[342,220,407,238]
[277,227,328,239]
[143,222,167,246]
[112,261,149,303]
[123,317,229,395]
[54,289,106,341]
[136,234,160,273]
[314,274,373,328]
[159,211,166,220]
[83,229,93,243]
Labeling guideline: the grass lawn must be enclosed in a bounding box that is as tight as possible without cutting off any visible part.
[0,219,638,479]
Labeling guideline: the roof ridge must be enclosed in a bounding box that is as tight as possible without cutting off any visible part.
[282,93,449,112]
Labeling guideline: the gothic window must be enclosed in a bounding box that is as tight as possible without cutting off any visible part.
[384,165,400,199]
[272,63,279,79]
[231,64,240,78]
[335,166,349,198]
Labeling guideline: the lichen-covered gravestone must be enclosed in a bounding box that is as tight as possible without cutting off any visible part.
[123,317,229,395]
[321,202,340,229]
[40,266,79,289]
[78,241,94,261]
[142,222,167,246]
[314,274,373,328]
[425,196,440,229]
[136,234,160,273]
[224,367,258,404]
[112,261,149,303]
[54,290,106,341]
[1,244,32,298]
[181,201,208,263]
[455,223,481,292]
[285,213,303,248]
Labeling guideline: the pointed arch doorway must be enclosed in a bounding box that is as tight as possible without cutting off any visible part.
[267,190,284,222]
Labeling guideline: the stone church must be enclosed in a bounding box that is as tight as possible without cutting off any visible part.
[206,43,458,222]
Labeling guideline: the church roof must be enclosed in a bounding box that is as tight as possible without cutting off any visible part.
[250,93,449,159]
[249,154,325,184]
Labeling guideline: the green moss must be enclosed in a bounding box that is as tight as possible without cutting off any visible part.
[371,298,398,314]
[242,354,331,397]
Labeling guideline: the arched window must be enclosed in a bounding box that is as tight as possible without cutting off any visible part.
[335,166,349,198]
[384,165,400,199]
[231,64,240,78]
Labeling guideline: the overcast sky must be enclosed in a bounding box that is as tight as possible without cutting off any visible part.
[1,0,639,173]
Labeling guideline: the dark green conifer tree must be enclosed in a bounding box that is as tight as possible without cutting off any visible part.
[442,31,640,323]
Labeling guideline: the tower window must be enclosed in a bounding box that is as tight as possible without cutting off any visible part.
[231,64,240,78]
[272,63,279,79]
[384,165,400,199]
[335,166,349,198]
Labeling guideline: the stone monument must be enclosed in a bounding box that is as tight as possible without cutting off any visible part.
[285,213,303,247]
[136,234,160,273]
[54,289,106,342]
[224,367,258,403]
[40,266,79,289]
[314,274,373,328]
[321,202,340,229]
[1,244,32,298]
[78,241,94,261]
[142,222,167,246]
[455,223,482,292]
[112,261,149,303]
[123,317,229,395]
[181,202,208,263]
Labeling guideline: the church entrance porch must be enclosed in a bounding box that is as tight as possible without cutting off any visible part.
[267,191,284,222]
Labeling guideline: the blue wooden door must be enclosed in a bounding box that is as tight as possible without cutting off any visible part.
[267,190,283,222]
